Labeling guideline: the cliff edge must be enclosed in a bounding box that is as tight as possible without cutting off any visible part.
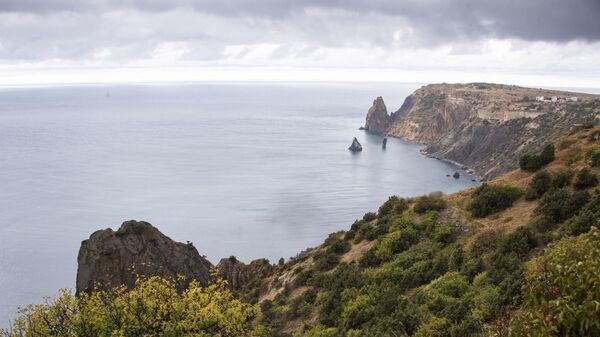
[364,83,600,179]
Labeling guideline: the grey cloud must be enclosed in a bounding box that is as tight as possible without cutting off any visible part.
[1,0,599,42]
[0,0,598,63]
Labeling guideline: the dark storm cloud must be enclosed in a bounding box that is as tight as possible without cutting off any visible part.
[0,0,598,62]
[1,0,599,42]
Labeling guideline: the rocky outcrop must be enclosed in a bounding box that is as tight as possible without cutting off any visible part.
[364,96,390,133]
[382,137,387,149]
[348,137,362,152]
[216,256,273,290]
[364,83,600,179]
[76,220,213,294]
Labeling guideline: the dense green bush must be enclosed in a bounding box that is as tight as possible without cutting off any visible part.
[314,250,341,271]
[413,194,447,214]
[468,184,523,217]
[551,169,573,188]
[519,154,543,171]
[588,148,600,167]
[2,277,256,337]
[573,167,598,189]
[511,229,600,336]
[561,190,600,236]
[535,188,589,223]
[519,144,555,172]
[362,212,377,222]
[377,196,408,217]
[525,170,552,200]
[539,144,555,165]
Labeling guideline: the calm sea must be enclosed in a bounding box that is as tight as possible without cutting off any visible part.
[0,82,477,323]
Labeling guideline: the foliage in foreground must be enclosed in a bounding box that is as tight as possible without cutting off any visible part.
[510,228,600,337]
[1,276,256,337]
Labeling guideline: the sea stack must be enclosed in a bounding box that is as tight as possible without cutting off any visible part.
[348,137,362,152]
[453,171,460,179]
[382,137,387,149]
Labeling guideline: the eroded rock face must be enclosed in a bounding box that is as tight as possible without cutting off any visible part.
[76,220,213,294]
[216,256,273,290]
[364,96,390,133]
[348,137,363,152]
[368,83,600,179]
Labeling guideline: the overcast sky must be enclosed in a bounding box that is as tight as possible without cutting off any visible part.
[1,0,599,87]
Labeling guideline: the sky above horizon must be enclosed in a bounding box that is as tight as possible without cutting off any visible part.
[1,0,600,88]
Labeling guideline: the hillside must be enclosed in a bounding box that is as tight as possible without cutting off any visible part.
[4,126,599,337]
[364,83,600,179]
[237,125,600,336]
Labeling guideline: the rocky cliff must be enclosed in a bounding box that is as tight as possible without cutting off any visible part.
[76,220,274,294]
[76,220,213,294]
[216,256,273,290]
[364,83,600,179]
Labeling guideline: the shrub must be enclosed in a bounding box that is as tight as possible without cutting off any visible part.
[432,226,454,245]
[469,184,523,217]
[573,167,598,189]
[314,251,341,271]
[551,169,573,188]
[519,154,542,171]
[587,148,600,167]
[539,144,555,165]
[535,188,589,223]
[378,196,409,217]
[519,144,555,172]
[363,212,377,222]
[511,229,600,336]
[3,276,256,337]
[525,170,552,200]
[414,194,447,214]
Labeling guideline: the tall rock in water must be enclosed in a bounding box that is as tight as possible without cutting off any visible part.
[216,256,273,290]
[76,220,213,294]
[348,137,363,152]
[364,96,390,134]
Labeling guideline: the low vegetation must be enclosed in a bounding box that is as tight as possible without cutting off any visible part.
[1,276,256,337]
[6,126,599,337]
[519,144,555,172]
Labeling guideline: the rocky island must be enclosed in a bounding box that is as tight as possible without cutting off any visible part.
[364,83,600,179]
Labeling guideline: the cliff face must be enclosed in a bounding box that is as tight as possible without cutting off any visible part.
[364,96,390,134]
[365,83,600,178]
[77,220,274,294]
[76,220,213,294]
[216,256,273,290]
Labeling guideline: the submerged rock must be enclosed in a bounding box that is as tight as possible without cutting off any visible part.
[348,137,363,152]
[382,137,388,149]
[216,256,273,290]
[453,171,460,179]
[76,220,213,294]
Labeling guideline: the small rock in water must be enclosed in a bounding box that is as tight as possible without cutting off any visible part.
[348,137,363,152]
[453,171,460,179]
[382,137,388,149]
[446,174,451,177]
[359,126,365,130]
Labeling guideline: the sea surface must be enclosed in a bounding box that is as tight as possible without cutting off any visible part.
[0,82,478,323]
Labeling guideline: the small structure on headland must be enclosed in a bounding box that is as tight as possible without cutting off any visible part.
[348,137,362,152]
[382,137,388,149]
